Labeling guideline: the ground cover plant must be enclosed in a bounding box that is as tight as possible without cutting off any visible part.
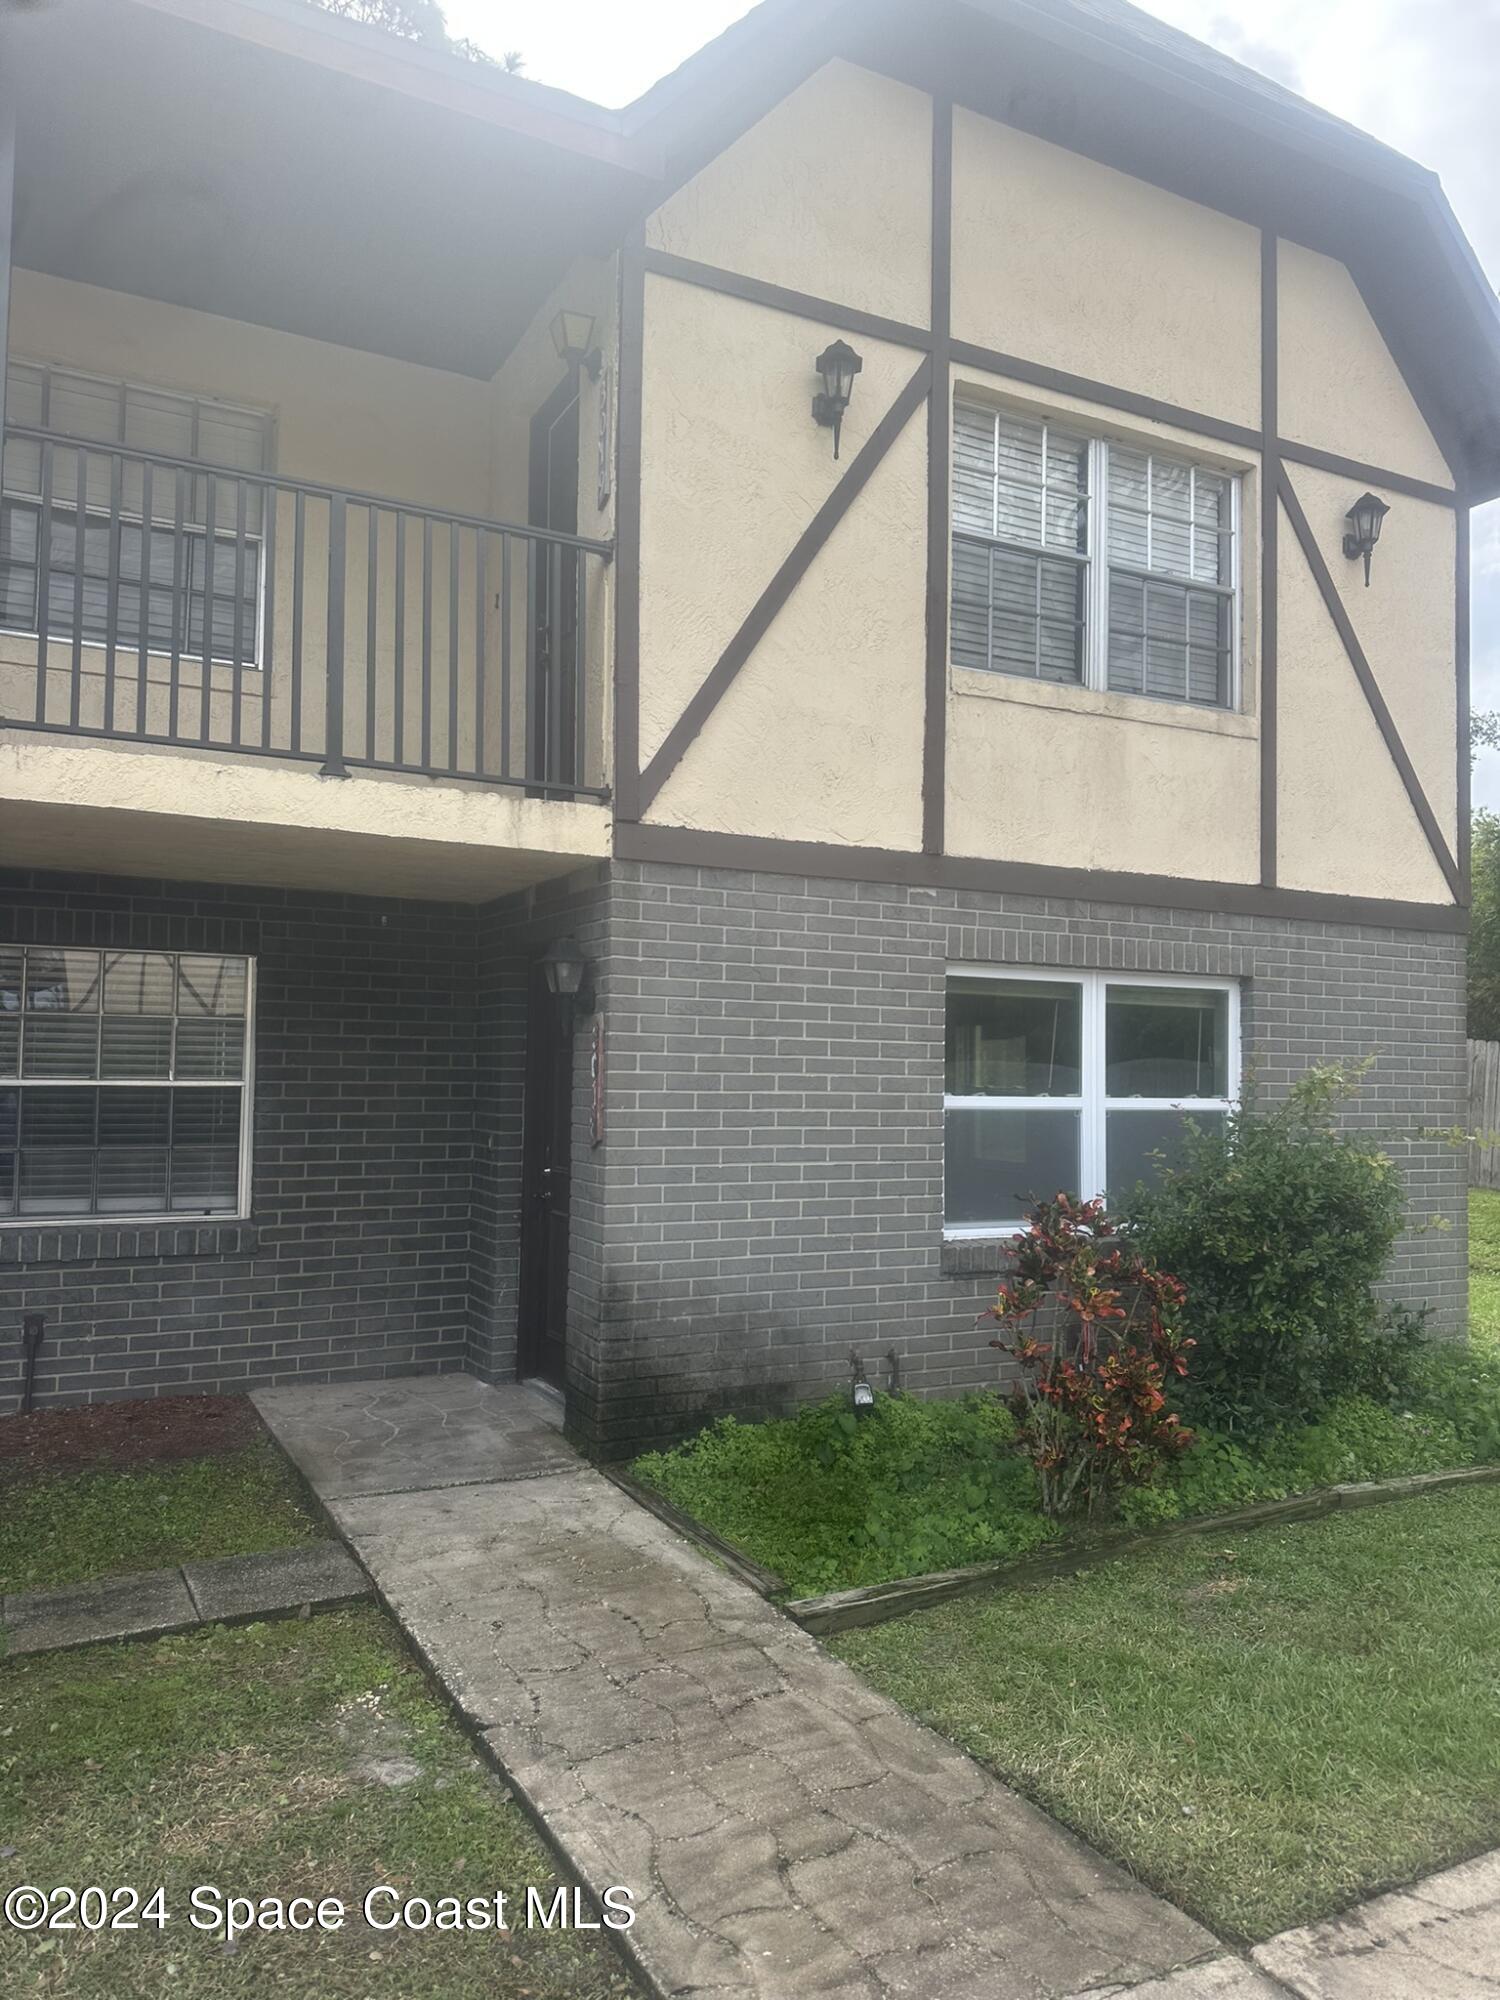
[634,1189,1500,1595]
[0,1396,321,1594]
[833,1482,1500,1941]
[0,1608,640,1999]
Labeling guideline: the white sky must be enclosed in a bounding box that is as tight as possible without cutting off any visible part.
[444,0,1500,806]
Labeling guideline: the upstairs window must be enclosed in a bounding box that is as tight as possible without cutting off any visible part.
[0,947,254,1222]
[951,401,1239,709]
[0,361,274,667]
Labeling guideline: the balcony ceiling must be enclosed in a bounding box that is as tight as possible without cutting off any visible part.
[4,0,656,379]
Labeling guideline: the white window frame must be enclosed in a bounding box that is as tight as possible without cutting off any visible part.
[1,358,274,671]
[951,401,1242,711]
[0,950,256,1227]
[943,964,1240,1239]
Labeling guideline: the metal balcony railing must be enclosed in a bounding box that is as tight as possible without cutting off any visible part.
[0,426,612,798]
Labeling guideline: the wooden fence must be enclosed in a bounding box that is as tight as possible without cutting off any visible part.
[1469,1040,1500,1187]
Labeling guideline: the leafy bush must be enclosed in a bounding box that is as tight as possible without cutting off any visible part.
[633,1392,1050,1595]
[1117,1396,1469,1528]
[1406,1342,1500,1466]
[1125,1065,1409,1436]
[986,1193,1195,1518]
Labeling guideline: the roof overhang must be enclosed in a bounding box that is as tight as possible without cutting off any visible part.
[627,0,1500,502]
[6,0,1499,496]
[2,0,658,379]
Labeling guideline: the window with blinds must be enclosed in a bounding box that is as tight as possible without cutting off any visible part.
[0,362,273,667]
[0,947,253,1221]
[951,401,1238,710]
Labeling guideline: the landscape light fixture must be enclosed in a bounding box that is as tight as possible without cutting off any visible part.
[540,936,596,1015]
[812,339,863,458]
[550,307,601,380]
[1342,491,1391,587]
[850,1347,876,1416]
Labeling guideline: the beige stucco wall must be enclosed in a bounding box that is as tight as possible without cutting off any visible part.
[951,109,1261,429]
[646,61,932,330]
[8,270,493,510]
[1275,459,1456,902]
[638,274,926,847]
[632,60,1460,912]
[1277,242,1453,489]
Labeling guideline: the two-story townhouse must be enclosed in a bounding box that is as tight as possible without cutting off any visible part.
[2,0,1498,1454]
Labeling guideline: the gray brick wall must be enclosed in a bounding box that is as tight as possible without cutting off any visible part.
[0,870,482,1413]
[585,859,1467,1457]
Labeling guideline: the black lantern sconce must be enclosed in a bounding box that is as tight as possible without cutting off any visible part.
[1342,491,1391,587]
[540,935,596,1017]
[812,339,863,459]
[550,308,602,381]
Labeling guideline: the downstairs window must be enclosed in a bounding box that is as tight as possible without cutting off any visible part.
[0,947,254,1222]
[944,968,1238,1236]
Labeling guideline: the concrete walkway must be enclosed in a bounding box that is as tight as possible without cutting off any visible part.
[254,1375,1500,2000]
[2,1540,369,1655]
[254,1375,1215,1997]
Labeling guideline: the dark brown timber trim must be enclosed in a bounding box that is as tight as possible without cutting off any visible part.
[641,249,932,353]
[635,358,932,814]
[1260,231,1279,887]
[1278,466,1463,903]
[613,823,1466,935]
[923,98,954,857]
[1458,500,1472,900]
[950,339,1262,453]
[613,226,646,822]
[1276,439,1456,510]
[635,254,1451,507]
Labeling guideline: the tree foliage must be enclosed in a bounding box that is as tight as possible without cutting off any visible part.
[308,0,511,64]
[1470,809,1500,1040]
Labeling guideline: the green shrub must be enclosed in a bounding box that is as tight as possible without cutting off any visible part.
[633,1392,1051,1595]
[1125,1064,1410,1436]
[1117,1396,1468,1528]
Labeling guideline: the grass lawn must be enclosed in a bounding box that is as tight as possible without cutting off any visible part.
[834,1482,1500,1942]
[0,1444,322,1596]
[0,1606,641,1999]
[1469,1187,1500,1353]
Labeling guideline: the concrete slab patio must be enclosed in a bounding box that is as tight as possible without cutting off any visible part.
[254,1375,1216,1998]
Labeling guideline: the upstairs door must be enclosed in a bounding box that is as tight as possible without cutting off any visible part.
[527,377,581,792]
[517,965,573,1390]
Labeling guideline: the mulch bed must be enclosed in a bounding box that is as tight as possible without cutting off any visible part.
[0,1394,268,1486]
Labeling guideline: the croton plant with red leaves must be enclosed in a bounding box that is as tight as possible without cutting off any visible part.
[985,1193,1196,1520]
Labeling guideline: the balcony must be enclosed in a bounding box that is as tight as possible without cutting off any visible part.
[0,426,611,800]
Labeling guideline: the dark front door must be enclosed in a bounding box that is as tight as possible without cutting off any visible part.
[527,375,581,792]
[517,967,573,1389]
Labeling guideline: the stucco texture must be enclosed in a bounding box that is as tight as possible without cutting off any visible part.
[639,277,927,846]
[645,61,933,330]
[951,109,1261,428]
[1280,472,1456,896]
[1277,242,1453,488]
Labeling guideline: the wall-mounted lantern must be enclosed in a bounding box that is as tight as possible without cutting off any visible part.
[550,308,601,381]
[812,339,863,459]
[541,935,596,1016]
[1342,491,1391,587]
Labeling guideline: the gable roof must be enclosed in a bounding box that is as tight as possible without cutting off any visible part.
[12,0,1500,496]
[624,0,1500,499]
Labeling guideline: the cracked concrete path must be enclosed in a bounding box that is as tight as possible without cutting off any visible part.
[1251,1849,1500,1998]
[255,1376,1214,1998]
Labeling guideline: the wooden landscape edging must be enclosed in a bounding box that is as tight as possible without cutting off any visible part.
[782,1464,1500,1638]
